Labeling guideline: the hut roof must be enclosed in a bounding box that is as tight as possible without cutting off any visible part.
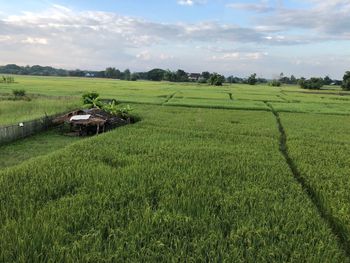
[53,108,110,126]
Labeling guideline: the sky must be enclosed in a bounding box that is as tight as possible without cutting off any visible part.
[0,0,349,78]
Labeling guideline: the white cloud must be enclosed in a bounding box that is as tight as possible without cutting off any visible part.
[177,0,206,6]
[0,35,11,42]
[0,3,349,78]
[259,1,350,38]
[211,51,268,61]
[227,1,275,13]
[136,51,151,60]
[22,37,48,45]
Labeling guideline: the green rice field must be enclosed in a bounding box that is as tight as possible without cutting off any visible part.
[1,76,350,261]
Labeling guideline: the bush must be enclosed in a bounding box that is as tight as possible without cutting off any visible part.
[299,78,324,90]
[118,105,133,119]
[12,89,26,97]
[130,73,139,81]
[1,76,15,84]
[247,73,257,85]
[103,99,119,115]
[82,92,103,109]
[209,73,225,86]
[269,80,282,87]
[342,71,350,91]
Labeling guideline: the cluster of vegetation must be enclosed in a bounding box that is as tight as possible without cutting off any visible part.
[0,76,15,84]
[298,77,324,90]
[12,89,26,98]
[342,71,350,91]
[82,92,133,119]
[208,73,225,86]
[1,65,346,88]
[0,64,69,77]
[268,80,282,87]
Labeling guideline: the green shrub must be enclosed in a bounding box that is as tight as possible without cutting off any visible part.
[299,78,324,90]
[103,99,119,115]
[118,105,133,119]
[82,92,103,109]
[247,73,257,85]
[12,89,26,97]
[208,73,225,86]
[269,80,282,87]
[197,78,208,84]
[341,71,350,91]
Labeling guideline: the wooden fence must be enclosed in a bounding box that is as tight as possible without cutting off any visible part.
[0,112,65,145]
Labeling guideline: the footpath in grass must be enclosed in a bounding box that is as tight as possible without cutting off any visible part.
[0,105,347,262]
[0,129,81,169]
[280,112,350,253]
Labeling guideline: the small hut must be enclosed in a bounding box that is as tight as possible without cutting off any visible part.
[53,108,128,136]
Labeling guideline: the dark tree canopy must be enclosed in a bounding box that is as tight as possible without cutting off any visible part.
[247,73,257,85]
[209,73,225,86]
[147,69,166,81]
[323,76,332,85]
[342,71,350,91]
[299,77,324,90]
[201,71,210,81]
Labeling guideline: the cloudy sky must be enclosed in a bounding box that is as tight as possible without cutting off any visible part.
[0,0,349,78]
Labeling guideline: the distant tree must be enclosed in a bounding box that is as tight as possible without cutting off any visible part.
[176,69,189,82]
[209,73,225,86]
[290,75,297,84]
[299,77,324,90]
[135,72,148,80]
[68,69,85,77]
[257,78,268,84]
[147,69,165,81]
[123,69,131,81]
[201,71,210,81]
[323,75,332,85]
[342,71,350,91]
[247,73,257,85]
[269,80,282,87]
[130,73,139,81]
[164,70,176,82]
[226,76,234,84]
[115,69,122,79]
[105,67,118,79]
[94,71,106,78]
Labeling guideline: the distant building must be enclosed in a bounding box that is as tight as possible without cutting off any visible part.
[188,73,201,81]
[85,73,95,77]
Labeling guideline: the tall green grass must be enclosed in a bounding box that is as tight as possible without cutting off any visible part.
[0,98,81,126]
[0,75,350,115]
[0,129,81,169]
[281,113,350,248]
[0,105,346,262]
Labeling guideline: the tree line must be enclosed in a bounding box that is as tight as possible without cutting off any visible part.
[0,64,348,90]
